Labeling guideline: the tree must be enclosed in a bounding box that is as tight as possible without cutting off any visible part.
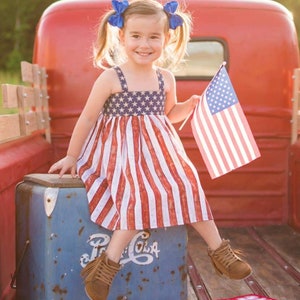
[0,0,57,71]
[0,0,19,70]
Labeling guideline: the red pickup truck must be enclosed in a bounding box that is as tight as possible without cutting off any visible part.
[1,0,299,299]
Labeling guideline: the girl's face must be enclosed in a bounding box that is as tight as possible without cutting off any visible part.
[120,14,169,66]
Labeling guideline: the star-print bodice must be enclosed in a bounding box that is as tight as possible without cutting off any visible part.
[102,67,165,117]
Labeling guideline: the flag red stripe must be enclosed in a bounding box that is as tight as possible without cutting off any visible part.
[191,87,260,179]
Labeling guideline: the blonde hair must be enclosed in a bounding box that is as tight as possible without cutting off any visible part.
[94,0,191,70]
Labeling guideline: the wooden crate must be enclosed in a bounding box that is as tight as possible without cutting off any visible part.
[0,61,50,143]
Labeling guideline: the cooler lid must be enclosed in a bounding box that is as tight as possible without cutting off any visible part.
[23,173,85,188]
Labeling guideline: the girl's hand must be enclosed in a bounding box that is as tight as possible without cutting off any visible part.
[48,155,78,178]
[187,95,201,112]
[166,94,201,124]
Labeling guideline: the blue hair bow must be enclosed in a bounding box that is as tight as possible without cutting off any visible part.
[107,0,183,30]
[108,0,129,28]
[163,1,183,30]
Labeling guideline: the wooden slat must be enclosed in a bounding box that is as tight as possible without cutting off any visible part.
[187,254,211,300]
[1,84,18,108]
[247,227,300,283]
[34,88,43,130]
[41,89,50,130]
[21,61,47,87]
[19,86,35,108]
[32,64,41,87]
[291,68,300,144]
[0,114,20,142]
[17,86,39,136]
[21,61,34,84]
[24,112,38,136]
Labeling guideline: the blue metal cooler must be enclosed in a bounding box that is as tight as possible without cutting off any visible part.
[15,174,187,300]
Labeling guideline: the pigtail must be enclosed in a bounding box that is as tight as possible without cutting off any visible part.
[158,3,192,71]
[93,10,124,69]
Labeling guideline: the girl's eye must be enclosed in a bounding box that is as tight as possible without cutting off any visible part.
[132,34,140,39]
[151,35,160,39]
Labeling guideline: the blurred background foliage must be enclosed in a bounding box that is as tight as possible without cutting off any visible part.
[0,0,56,71]
[0,0,299,72]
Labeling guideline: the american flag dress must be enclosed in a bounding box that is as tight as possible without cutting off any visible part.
[77,66,213,230]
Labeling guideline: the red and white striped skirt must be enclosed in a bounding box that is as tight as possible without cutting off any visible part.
[77,114,213,230]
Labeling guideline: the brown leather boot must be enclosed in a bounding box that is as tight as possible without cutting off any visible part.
[81,252,121,300]
[208,239,252,280]
[81,257,98,280]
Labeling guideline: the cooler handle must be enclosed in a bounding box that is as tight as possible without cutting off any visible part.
[10,240,30,289]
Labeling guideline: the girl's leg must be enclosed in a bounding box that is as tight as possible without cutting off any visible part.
[190,220,252,280]
[106,229,139,262]
[83,229,138,300]
[190,220,222,250]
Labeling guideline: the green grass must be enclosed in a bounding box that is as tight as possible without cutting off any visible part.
[0,71,22,114]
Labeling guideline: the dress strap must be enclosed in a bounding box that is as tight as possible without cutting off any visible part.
[156,68,165,93]
[114,66,128,92]
[114,66,164,93]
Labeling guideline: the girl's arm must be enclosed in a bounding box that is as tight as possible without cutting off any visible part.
[164,70,200,124]
[48,69,115,177]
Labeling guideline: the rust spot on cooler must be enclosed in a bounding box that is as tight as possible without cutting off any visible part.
[153,266,159,272]
[52,284,67,295]
[125,272,131,282]
[33,282,45,292]
[78,226,84,236]
[66,192,78,199]
[178,264,187,281]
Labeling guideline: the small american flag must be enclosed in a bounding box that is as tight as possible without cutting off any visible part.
[191,63,260,179]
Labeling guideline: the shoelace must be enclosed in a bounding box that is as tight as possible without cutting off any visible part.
[94,260,120,285]
[214,243,241,268]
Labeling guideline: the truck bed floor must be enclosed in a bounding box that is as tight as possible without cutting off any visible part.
[187,225,300,300]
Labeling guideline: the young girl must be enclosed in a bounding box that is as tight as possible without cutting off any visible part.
[49,0,252,299]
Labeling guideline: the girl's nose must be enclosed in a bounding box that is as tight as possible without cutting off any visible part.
[140,38,150,47]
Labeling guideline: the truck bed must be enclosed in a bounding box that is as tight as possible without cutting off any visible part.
[187,225,300,300]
